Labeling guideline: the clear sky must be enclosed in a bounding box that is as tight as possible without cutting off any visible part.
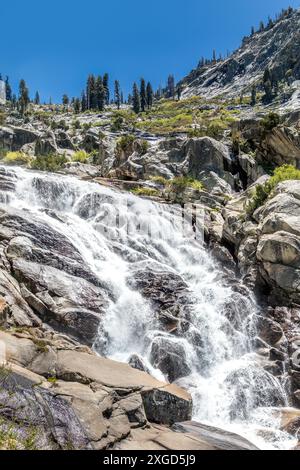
[1,0,299,103]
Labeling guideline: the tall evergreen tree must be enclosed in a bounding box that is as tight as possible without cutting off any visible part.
[146,82,153,109]
[86,75,96,110]
[120,91,124,105]
[81,91,87,112]
[96,76,105,111]
[140,78,146,112]
[114,80,121,109]
[263,67,273,103]
[34,91,40,105]
[167,75,175,99]
[5,77,12,101]
[132,83,140,114]
[74,98,81,114]
[250,85,256,106]
[18,79,30,114]
[62,94,69,107]
[103,73,109,105]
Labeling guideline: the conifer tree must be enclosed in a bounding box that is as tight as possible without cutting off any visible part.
[62,94,69,107]
[114,80,121,109]
[81,91,87,112]
[263,67,273,103]
[121,91,124,105]
[167,75,175,99]
[34,91,40,105]
[18,79,30,114]
[140,78,146,112]
[132,83,140,114]
[74,98,81,114]
[5,77,12,101]
[96,76,105,111]
[250,85,256,106]
[146,82,153,109]
[103,73,109,105]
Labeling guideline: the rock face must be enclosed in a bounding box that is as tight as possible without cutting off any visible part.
[180,8,300,99]
[112,136,238,193]
[0,330,192,450]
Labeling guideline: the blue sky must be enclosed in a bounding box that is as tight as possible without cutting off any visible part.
[1,0,299,102]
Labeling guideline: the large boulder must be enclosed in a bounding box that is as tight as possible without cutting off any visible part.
[0,126,39,152]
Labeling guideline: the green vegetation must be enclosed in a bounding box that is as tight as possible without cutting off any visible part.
[150,176,169,186]
[139,139,149,155]
[246,164,300,215]
[261,112,280,133]
[116,134,136,153]
[31,154,68,172]
[72,150,89,163]
[0,112,6,125]
[131,187,160,197]
[168,176,204,192]
[1,151,32,165]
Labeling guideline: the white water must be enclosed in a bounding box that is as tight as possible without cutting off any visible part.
[0,165,297,449]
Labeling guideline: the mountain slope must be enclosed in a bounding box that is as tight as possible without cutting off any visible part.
[180,8,300,99]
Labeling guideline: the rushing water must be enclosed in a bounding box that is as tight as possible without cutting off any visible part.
[0,165,297,449]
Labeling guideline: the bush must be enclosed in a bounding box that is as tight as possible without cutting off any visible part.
[246,164,300,215]
[116,134,136,153]
[72,150,89,163]
[2,151,32,165]
[72,120,81,129]
[31,154,68,172]
[131,187,160,197]
[261,112,280,133]
[0,112,6,126]
[168,176,204,192]
[111,116,123,132]
[150,176,168,186]
[139,140,149,155]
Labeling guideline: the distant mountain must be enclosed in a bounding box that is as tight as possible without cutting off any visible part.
[180,8,300,99]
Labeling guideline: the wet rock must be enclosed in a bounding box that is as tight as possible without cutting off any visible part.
[150,335,191,382]
[256,316,284,346]
[128,354,150,374]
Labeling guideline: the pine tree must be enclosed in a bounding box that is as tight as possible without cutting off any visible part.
[86,75,96,110]
[212,49,216,63]
[5,77,12,101]
[81,91,87,112]
[34,91,40,105]
[140,78,146,112]
[132,83,140,114]
[127,94,132,105]
[74,98,81,114]
[251,26,255,36]
[18,79,30,114]
[96,76,105,111]
[121,91,124,105]
[263,67,273,103]
[250,85,256,106]
[103,73,109,105]
[146,82,153,109]
[114,80,121,109]
[62,94,69,107]
[167,75,175,99]
[176,84,183,101]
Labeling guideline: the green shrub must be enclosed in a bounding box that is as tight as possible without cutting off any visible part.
[150,176,168,186]
[261,112,280,133]
[111,115,123,132]
[72,150,89,163]
[139,140,149,155]
[116,134,136,153]
[246,164,300,215]
[31,154,68,172]
[2,151,32,165]
[131,187,160,197]
[0,112,6,125]
[168,176,204,192]
[72,120,81,129]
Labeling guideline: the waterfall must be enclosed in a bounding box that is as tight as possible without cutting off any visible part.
[0,165,296,450]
